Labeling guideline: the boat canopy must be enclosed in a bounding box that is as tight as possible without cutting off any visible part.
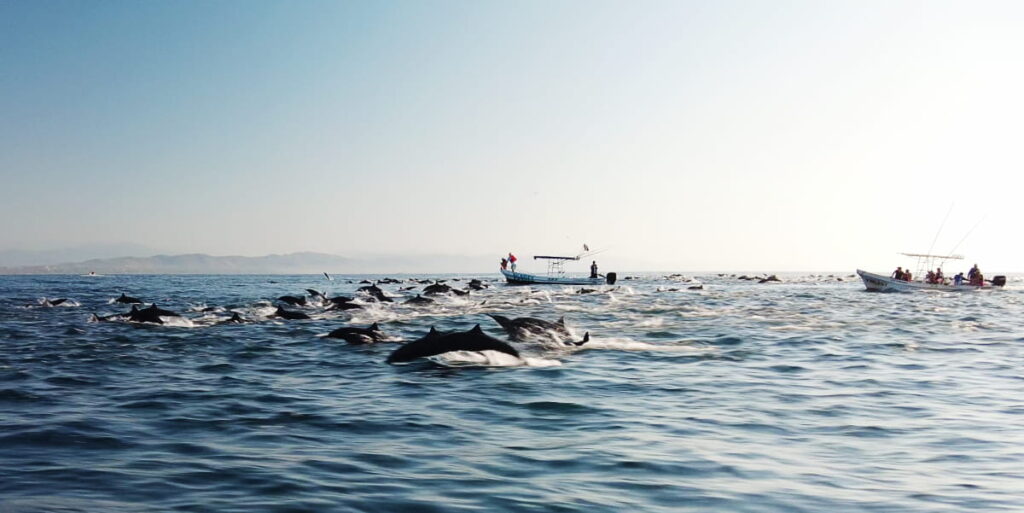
[533,255,580,261]
[900,252,964,260]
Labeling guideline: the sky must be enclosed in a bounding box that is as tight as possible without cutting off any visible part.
[2,0,1023,271]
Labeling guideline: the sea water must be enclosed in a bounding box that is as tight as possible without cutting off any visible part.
[1,273,1022,512]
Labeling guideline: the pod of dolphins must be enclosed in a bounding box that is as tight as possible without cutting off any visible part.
[78,277,590,365]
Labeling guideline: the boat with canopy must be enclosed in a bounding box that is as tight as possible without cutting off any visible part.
[501,249,617,285]
[857,252,1005,292]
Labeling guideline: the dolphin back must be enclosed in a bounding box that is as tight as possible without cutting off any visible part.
[387,329,519,363]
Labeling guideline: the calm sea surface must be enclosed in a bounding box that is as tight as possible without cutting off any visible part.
[1,273,1023,513]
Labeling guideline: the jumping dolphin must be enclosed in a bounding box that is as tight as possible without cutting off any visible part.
[404,294,434,305]
[40,298,68,307]
[488,314,590,346]
[326,323,386,344]
[386,325,520,364]
[278,295,307,306]
[115,293,142,304]
[306,289,326,299]
[273,306,311,320]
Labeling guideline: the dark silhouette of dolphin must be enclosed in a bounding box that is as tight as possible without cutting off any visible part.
[422,282,452,296]
[467,279,488,290]
[306,289,325,298]
[126,304,181,324]
[273,306,310,320]
[217,312,245,325]
[356,284,392,303]
[41,298,68,307]
[326,323,385,344]
[278,295,307,306]
[386,325,520,364]
[404,294,434,305]
[327,301,363,311]
[488,314,591,346]
[326,296,354,305]
[488,314,569,340]
[115,293,142,304]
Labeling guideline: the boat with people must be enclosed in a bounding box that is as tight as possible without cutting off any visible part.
[857,253,1005,292]
[500,248,617,285]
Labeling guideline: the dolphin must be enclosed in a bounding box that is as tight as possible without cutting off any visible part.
[357,284,393,303]
[386,325,520,363]
[40,298,68,307]
[488,314,570,340]
[278,295,307,306]
[326,295,354,305]
[467,279,488,291]
[273,306,311,320]
[115,293,143,304]
[487,314,589,346]
[451,288,470,296]
[326,322,386,344]
[127,305,177,324]
[326,301,363,311]
[217,311,246,323]
[404,294,434,305]
[422,282,452,296]
[306,289,326,299]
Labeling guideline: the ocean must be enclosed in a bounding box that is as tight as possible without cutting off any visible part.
[1,273,1022,512]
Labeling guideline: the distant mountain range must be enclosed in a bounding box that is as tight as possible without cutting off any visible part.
[0,252,499,275]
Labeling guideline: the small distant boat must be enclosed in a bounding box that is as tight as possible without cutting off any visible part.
[857,253,1005,292]
[501,252,616,286]
[501,269,613,285]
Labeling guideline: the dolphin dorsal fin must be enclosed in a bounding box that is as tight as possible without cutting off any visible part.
[370,322,379,331]
[470,324,483,334]
[427,327,440,338]
[557,316,565,325]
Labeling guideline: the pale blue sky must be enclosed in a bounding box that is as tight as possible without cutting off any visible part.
[2,1,1022,271]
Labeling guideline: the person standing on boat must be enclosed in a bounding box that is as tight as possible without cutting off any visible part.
[590,261,598,279]
[954,272,964,286]
[508,253,517,272]
[968,264,979,281]
[892,267,904,280]
[935,268,944,284]
[903,269,912,282]
[500,258,508,270]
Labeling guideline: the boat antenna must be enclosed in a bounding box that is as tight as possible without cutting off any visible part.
[947,214,987,258]
[926,203,954,257]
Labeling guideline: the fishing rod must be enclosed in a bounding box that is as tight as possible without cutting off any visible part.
[926,203,954,257]
[947,214,987,259]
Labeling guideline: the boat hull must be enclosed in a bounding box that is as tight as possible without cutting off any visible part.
[856,269,995,292]
[501,269,605,286]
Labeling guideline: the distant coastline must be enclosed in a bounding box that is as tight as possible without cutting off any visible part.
[0,252,499,275]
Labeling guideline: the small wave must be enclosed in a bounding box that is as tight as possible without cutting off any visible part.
[581,337,711,352]
[429,350,560,367]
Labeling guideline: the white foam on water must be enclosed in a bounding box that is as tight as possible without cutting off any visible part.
[430,350,554,367]
[157,316,196,328]
[581,337,712,352]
